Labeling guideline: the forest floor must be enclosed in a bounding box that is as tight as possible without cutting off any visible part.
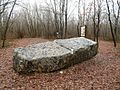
[0,38,120,90]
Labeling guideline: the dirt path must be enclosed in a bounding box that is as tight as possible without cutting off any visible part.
[0,38,120,90]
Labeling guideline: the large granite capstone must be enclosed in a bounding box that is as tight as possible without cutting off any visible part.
[54,37,98,64]
[13,37,98,73]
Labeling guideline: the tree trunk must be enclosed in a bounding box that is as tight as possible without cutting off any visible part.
[106,0,116,47]
[2,0,17,48]
[93,0,96,41]
[114,0,120,41]
[64,0,68,38]
[77,0,81,37]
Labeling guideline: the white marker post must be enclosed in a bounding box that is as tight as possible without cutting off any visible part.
[80,25,87,37]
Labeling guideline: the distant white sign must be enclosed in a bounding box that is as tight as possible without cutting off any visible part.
[81,26,86,37]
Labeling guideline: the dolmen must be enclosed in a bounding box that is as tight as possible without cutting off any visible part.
[13,37,98,73]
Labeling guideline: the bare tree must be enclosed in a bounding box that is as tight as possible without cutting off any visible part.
[77,0,81,37]
[93,0,96,41]
[0,0,119,44]
[0,0,9,40]
[96,0,103,44]
[64,0,68,38]
[106,0,117,47]
[59,0,65,38]
[52,0,60,38]
[2,0,17,47]
[0,0,8,15]
[111,0,120,40]
[86,2,93,25]
[82,0,86,25]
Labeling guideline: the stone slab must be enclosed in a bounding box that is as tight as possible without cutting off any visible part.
[13,37,98,74]
[13,42,73,73]
[54,37,98,64]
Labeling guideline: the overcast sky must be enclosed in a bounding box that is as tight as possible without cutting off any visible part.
[16,0,118,11]
[17,0,90,18]
[14,0,118,20]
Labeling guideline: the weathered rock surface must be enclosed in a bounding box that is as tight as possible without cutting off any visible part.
[13,42,73,73]
[13,37,98,73]
[54,37,98,64]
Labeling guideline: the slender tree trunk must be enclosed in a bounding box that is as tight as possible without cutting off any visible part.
[96,0,102,46]
[77,0,81,37]
[0,0,1,22]
[2,0,17,47]
[64,0,68,38]
[82,0,86,25]
[114,7,120,40]
[96,11,100,45]
[106,0,116,47]
[59,0,65,38]
[93,0,96,41]
[114,0,120,40]
[0,0,1,41]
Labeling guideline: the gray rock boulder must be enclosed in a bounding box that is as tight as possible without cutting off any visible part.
[13,37,98,73]
[54,37,98,65]
[13,42,73,73]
